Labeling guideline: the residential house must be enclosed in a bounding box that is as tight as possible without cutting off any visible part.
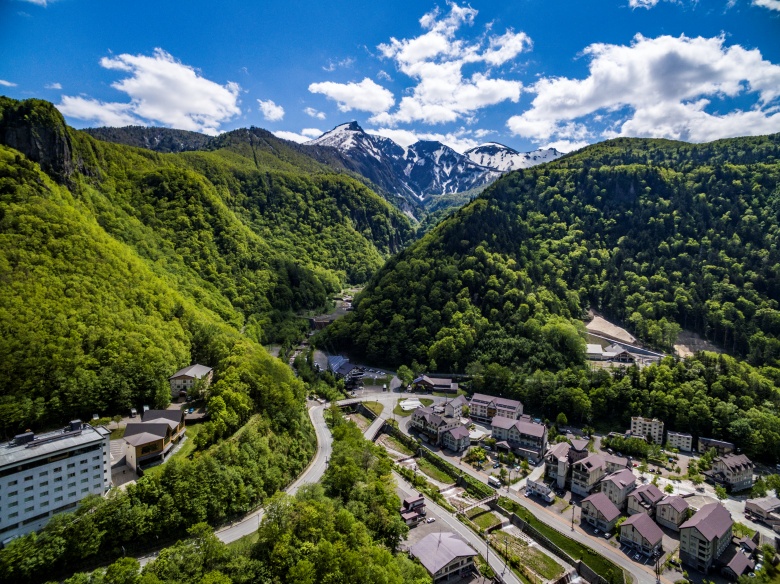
[410,407,461,446]
[571,454,608,497]
[598,468,637,510]
[581,492,622,532]
[627,483,664,516]
[544,435,590,490]
[441,426,470,453]
[410,532,477,582]
[490,416,547,463]
[169,364,213,398]
[399,493,426,526]
[656,495,690,531]
[620,513,664,556]
[527,479,554,502]
[720,546,756,581]
[0,421,111,542]
[443,395,467,419]
[123,409,186,472]
[666,431,693,452]
[469,394,523,424]
[698,437,735,456]
[630,417,664,445]
[679,502,733,573]
[745,496,780,521]
[412,375,459,394]
[706,453,754,492]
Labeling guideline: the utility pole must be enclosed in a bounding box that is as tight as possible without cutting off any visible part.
[571,505,575,531]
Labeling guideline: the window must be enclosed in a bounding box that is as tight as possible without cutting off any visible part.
[53,467,62,472]
[8,480,17,486]
[40,481,48,487]
[54,477,62,483]
[92,456,100,461]
[39,471,48,477]
[8,501,17,507]
[54,486,62,492]
[24,506,34,513]
[81,488,88,493]
[93,475,101,481]
[41,501,49,507]
[54,496,63,502]
[67,463,75,469]
[93,465,100,471]
[67,473,75,478]
[80,460,87,465]
[24,486,33,492]
[24,496,34,502]
[8,491,17,497]
[24,476,32,482]
[8,512,17,518]
[40,491,48,497]
[68,482,75,489]
[81,469,88,475]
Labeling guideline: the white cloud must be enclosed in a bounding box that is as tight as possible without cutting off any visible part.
[257,99,285,121]
[628,0,660,8]
[0,79,17,87]
[507,34,780,144]
[304,107,326,119]
[273,130,311,143]
[18,0,48,5]
[541,139,590,153]
[368,126,481,154]
[301,128,323,138]
[322,57,355,72]
[370,4,530,125]
[377,70,392,81]
[45,82,62,90]
[753,0,780,10]
[59,48,241,135]
[308,77,395,114]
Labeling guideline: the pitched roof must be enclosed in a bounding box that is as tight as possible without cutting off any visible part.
[570,437,589,451]
[723,548,755,577]
[546,441,571,460]
[470,393,522,410]
[445,425,470,440]
[680,502,733,541]
[410,532,477,574]
[124,422,170,444]
[747,496,780,513]
[657,495,689,514]
[576,454,606,472]
[583,492,621,522]
[142,409,183,429]
[445,394,468,408]
[601,468,636,490]
[169,364,212,380]
[492,416,546,437]
[629,483,664,506]
[411,406,446,427]
[716,453,754,471]
[622,512,663,544]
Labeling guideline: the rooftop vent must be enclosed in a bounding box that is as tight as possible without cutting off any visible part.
[69,420,83,432]
[13,431,35,445]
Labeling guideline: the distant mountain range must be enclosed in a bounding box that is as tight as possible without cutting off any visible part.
[306,121,563,202]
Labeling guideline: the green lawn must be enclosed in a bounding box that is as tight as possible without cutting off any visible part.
[432,389,468,397]
[110,427,125,440]
[466,508,502,530]
[226,530,259,552]
[362,401,384,417]
[416,457,457,483]
[393,398,433,417]
[380,435,414,456]
[493,532,564,580]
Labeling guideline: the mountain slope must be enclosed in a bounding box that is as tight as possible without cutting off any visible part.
[464,143,564,171]
[0,97,413,432]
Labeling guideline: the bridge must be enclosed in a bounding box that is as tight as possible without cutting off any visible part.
[458,492,499,514]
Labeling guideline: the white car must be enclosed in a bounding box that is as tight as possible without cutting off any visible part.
[426,517,435,523]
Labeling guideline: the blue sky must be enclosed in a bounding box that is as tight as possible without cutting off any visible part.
[1,0,779,153]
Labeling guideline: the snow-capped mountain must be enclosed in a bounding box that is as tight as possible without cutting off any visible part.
[464,143,564,172]
[305,122,562,202]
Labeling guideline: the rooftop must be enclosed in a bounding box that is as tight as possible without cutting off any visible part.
[657,495,689,514]
[746,496,780,513]
[576,454,606,472]
[601,468,636,489]
[470,393,522,410]
[629,483,664,506]
[169,363,212,380]
[491,415,546,437]
[0,423,109,469]
[622,512,663,544]
[445,425,470,440]
[680,502,733,541]
[583,492,621,522]
[410,532,477,574]
[715,453,753,471]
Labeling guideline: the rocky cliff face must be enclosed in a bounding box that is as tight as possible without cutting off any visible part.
[0,98,74,183]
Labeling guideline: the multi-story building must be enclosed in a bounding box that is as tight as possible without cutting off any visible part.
[490,416,547,463]
[698,437,735,456]
[0,421,111,542]
[412,375,459,394]
[411,533,477,582]
[679,503,733,573]
[123,409,186,473]
[630,417,664,445]
[441,426,470,453]
[544,436,591,490]
[399,493,426,526]
[707,453,754,492]
[168,364,213,398]
[581,492,621,532]
[745,496,780,521]
[598,468,636,510]
[410,407,462,446]
[655,495,690,531]
[620,513,664,557]
[666,431,693,452]
[469,394,523,424]
[571,454,608,497]
[626,483,664,516]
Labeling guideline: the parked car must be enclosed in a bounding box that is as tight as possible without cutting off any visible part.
[188,408,194,414]
[426,517,435,523]
[633,553,642,561]
[593,529,600,535]
[493,462,501,468]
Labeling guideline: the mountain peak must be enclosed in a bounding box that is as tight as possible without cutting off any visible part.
[465,142,564,172]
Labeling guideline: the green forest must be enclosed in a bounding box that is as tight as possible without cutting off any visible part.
[320,133,780,461]
[0,97,413,432]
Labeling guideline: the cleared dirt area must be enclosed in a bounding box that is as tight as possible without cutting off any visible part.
[586,314,636,344]
[674,330,722,358]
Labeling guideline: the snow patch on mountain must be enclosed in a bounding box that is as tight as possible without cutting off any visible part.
[464,143,564,172]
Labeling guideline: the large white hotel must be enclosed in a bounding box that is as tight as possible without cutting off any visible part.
[0,421,111,543]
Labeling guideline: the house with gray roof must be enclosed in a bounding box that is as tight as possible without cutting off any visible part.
[706,453,754,492]
[598,468,636,510]
[412,375,459,394]
[490,415,547,463]
[620,512,664,556]
[469,393,523,423]
[410,407,462,446]
[441,425,470,453]
[745,495,780,522]
[679,502,733,573]
[169,363,213,398]
[655,495,690,531]
[123,409,185,472]
[410,532,477,582]
[545,435,591,490]
[571,454,608,497]
[581,492,622,532]
[627,483,664,517]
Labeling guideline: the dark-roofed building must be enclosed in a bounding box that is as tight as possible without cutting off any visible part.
[679,502,733,573]
[698,437,735,456]
[598,468,637,510]
[620,512,664,556]
[169,363,213,398]
[410,407,462,446]
[123,409,185,472]
[656,495,690,531]
[441,425,470,453]
[443,395,467,419]
[412,375,459,394]
[545,435,591,490]
[469,393,523,423]
[410,532,477,582]
[706,453,754,492]
[399,493,426,526]
[327,355,358,379]
[720,545,756,581]
[490,416,547,463]
[572,454,607,497]
[581,492,622,532]
[627,483,664,516]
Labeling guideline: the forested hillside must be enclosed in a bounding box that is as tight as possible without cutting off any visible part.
[320,134,780,461]
[0,96,413,433]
